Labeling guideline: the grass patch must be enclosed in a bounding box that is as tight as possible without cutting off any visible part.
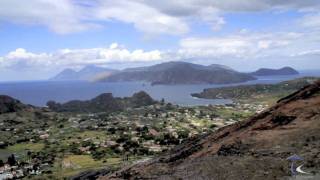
[190,119,212,127]
[7,143,44,153]
[59,130,108,145]
[68,131,107,141]
[52,155,121,178]
[215,108,253,120]
[77,131,107,139]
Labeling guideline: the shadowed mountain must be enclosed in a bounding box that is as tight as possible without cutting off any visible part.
[250,67,299,76]
[99,61,256,85]
[50,65,118,81]
[101,80,320,179]
[46,91,156,113]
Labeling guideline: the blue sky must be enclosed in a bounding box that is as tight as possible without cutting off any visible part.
[0,0,320,81]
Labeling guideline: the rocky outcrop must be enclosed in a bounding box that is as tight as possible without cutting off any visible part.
[0,95,27,114]
[47,91,156,113]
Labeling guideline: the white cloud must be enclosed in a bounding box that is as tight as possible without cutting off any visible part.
[1,29,320,80]
[0,0,98,34]
[179,37,252,58]
[299,13,320,29]
[290,49,320,57]
[109,43,119,49]
[0,29,317,72]
[94,0,189,36]
[97,48,162,63]
[0,44,162,70]
[177,32,301,59]
[0,0,189,35]
[1,48,51,69]
[1,0,320,35]
[1,1,320,81]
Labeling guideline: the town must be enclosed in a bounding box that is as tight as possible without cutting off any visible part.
[0,100,268,179]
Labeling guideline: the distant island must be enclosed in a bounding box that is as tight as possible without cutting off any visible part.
[50,65,118,81]
[250,67,299,76]
[99,61,256,85]
[50,64,302,85]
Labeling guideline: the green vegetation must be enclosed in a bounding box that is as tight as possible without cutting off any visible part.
[51,155,119,178]
[7,143,44,153]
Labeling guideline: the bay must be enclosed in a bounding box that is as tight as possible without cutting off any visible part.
[0,70,319,107]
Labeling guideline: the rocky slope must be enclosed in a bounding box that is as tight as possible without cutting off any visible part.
[250,67,299,76]
[100,80,320,180]
[100,61,256,85]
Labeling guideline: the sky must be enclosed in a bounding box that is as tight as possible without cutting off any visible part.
[0,0,320,81]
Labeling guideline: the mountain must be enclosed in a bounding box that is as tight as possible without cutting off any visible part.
[51,68,78,80]
[46,91,156,113]
[50,65,118,81]
[208,64,234,71]
[101,80,320,179]
[250,67,299,76]
[99,61,256,85]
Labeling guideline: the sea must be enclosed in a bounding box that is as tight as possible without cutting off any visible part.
[0,70,320,107]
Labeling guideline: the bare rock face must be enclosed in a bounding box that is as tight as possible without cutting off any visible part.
[100,80,320,180]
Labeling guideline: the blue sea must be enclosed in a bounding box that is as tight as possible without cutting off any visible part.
[0,70,319,107]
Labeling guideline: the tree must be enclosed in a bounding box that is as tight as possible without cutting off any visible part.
[69,143,81,154]
[107,127,116,134]
[210,113,218,120]
[123,140,139,151]
[177,130,189,139]
[46,100,60,110]
[7,154,16,166]
[0,159,4,167]
[160,98,165,105]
